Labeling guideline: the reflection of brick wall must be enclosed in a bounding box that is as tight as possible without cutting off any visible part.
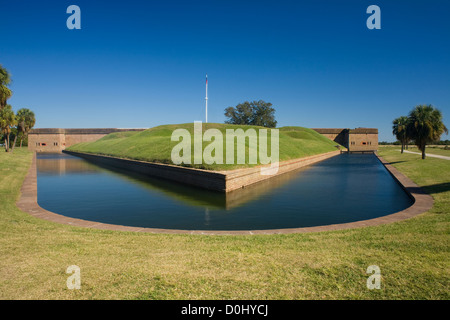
[225,150,340,192]
[28,128,145,152]
[63,150,340,192]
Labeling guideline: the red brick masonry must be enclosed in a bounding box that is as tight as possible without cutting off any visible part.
[16,153,434,235]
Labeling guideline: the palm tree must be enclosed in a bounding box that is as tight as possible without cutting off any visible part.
[0,104,16,152]
[15,108,36,149]
[0,65,12,110]
[407,104,448,159]
[392,116,409,153]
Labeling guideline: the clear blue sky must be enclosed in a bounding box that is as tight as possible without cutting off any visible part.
[1,0,449,142]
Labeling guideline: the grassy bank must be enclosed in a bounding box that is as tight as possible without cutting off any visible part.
[67,123,341,170]
[0,147,448,299]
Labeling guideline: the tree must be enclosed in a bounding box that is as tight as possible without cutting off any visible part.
[392,116,410,153]
[0,65,12,110]
[0,104,16,152]
[406,104,448,159]
[15,108,36,149]
[224,102,254,126]
[224,100,277,128]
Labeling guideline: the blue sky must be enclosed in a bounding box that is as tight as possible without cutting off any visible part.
[1,0,449,142]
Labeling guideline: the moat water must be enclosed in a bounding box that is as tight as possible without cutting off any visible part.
[36,153,413,231]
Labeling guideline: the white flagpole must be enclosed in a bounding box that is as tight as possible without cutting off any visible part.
[205,74,208,123]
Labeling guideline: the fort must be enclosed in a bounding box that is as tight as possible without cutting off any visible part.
[27,126,378,192]
[28,128,145,153]
[28,127,378,153]
[312,128,378,152]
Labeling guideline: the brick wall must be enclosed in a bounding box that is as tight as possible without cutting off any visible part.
[28,133,66,153]
[348,129,378,151]
[64,134,109,148]
[313,128,378,152]
[63,150,340,193]
[28,128,145,152]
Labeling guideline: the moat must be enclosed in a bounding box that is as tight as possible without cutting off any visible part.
[36,153,413,231]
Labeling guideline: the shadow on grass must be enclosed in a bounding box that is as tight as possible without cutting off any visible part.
[421,182,450,195]
[387,161,408,165]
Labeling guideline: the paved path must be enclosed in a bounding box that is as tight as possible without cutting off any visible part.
[402,150,450,160]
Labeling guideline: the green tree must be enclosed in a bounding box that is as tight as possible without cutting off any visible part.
[392,116,410,153]
[224,102,254,126]
[0,65,13,110]
[224,100,277,128]
[15,108,36,149]
[0,104,16,152]
[406,104,448,159]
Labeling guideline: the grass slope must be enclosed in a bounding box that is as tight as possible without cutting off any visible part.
[0,147,448,299]
[67,123,340,170]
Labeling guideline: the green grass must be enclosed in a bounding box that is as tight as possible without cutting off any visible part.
[67,123,341,170]
[0,147,448,299]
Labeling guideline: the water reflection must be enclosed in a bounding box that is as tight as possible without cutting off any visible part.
[36,153,414,230]
[37,153,99,175]
[37,153,305,210]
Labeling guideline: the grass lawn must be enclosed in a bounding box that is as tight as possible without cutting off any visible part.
[67,123,341,170]
[0,147,448,299]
